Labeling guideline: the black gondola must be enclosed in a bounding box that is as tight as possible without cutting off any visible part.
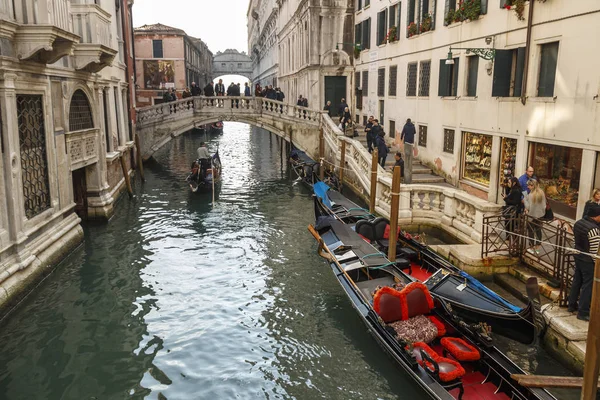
[308,220,555,400]
[186,151,222,193]
[313,181,542,345]
[289,144,339,189]
[208,121,223,135]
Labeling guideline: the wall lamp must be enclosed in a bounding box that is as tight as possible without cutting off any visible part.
[445,47,496,64]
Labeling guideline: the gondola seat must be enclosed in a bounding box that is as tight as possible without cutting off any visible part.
[409,342,465,399]
[374,282,439,343]
[355,219,411,272]
[398,247,418,261]
[440,337,481,362]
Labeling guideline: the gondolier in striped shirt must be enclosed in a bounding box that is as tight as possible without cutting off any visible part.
[568,203,600,321]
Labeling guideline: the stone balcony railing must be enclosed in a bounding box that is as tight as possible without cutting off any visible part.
[321,115,501,243]
[66,128,99,170]
[70,3,116,72]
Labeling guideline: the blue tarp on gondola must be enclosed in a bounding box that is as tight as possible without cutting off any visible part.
[314,182,332,209]
[458,271,522,312]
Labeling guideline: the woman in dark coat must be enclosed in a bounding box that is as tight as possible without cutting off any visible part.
[503,177,522,234]
[339,107,352,129]
[583,188,600,218]
[376,134,388,168]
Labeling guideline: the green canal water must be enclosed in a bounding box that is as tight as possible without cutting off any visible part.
[0,123,579,399]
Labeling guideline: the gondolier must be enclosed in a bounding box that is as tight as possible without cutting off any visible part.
[401,118,416,184]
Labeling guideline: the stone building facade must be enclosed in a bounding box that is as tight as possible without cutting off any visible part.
[354,0,600,220]
[213,49,253,81]
[247,0,279,86]
[248,0,355,115]
[0,0,137,312]
[134,23,213,107]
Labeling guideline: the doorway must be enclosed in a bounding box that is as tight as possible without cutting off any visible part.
[72,168,88,219]
[324,76,347,117]
[379,100,384,125]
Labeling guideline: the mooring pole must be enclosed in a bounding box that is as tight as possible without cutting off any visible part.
[388,165,401,261]
[134,133,145,182]
[581,254,600,400]
[120,152,133,197]
[319,128,325,181]
[289,130,293,154]
[370,149,378,214]
[339,140,346,189]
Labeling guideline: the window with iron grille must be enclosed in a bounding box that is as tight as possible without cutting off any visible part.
[418,125,427,147]
[377,68,385,97]
[355,71,362,109]
[362,70,369,96]
[418,60,431,96]
[69,90,94,132]
[538,42,559,97]
[443,129,455,153]
[389,120,396,138]
[406,62,417,96]
[152,40,163,58]
[17,94,51,219]
[389,65,397,96]
[356,114,360,123]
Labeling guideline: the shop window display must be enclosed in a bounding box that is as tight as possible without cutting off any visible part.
[500,138,517,193]
[529,142,582,220]
[462,132,492,186]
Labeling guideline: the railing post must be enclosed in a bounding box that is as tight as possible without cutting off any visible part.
[339,139,346,189]
[370,149,378,214]
[388,166,401,261]
[319,128,325,181]
[581,252,600,400]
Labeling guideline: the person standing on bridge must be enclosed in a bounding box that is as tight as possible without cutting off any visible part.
[244,82,251,109]
[276,87,285,113]
[323,101,332,117]
[215,79,225,107]
[338,98,348,117]
[400,118,416,184]
[204,82,215,106]
[191,82,201,96]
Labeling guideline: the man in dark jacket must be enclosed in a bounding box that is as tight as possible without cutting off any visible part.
[323,101,332,117]
[568,205,600,321]
[400,118,416,183]
[204,82,215,105]
[215,79,225,107]
[338,98,348,117]
[365,116,374,153]
[392,152,404,178]
[376,132,388,168]
[191,82,201,96]
[265,85,277,100]
[276,88,285,112]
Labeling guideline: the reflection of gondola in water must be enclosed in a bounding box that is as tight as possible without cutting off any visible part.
[207,121,223,135]
[186,151,222,193]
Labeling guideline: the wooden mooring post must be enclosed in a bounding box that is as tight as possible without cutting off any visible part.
[581,255,600,400]
[387,166,401,261]
[339,140,346,189]
[319,128,325,181]
[369,149,378,214]
[134,133,145,182]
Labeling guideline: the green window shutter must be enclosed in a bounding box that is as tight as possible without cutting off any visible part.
[431,0,437,30]
[514,47,526,97]
[451,58,459,96]
[444,0,451,26]
[407,0,415,37]
[492,49,512,97]
[499,0,508,8]
[481,0,488,14]
[438,59,450,96]
[355,24,362,47]
[538,42,559,97]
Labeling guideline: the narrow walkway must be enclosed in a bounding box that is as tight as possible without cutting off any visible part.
[350,125,448,185]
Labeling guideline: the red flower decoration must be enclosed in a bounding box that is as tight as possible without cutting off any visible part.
[504,4,511,9]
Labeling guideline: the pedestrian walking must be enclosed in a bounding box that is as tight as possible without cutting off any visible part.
[524,179,546,254]
[400,118,416,183]
[323,101,332,117]
[339,107,352,130]
[518,166,536,196]
[376,133,388,168]
[392,152,404,177]
[204,82,215,106]
[276,87,285,113]
[338,98,348,117]
[568,203,600,321]
[503,177,523,236]
[583,188,600,218]
[365,116,374,153]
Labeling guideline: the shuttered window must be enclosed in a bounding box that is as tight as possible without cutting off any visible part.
[419,60,431,97]
[406,62,417,96]
[355,71,362,109]
[361,18,371,50]
[355,23,362,48]
[538,42,559,97]
[466,56,479,97]
[438,58,459,97]
[152,40,163,58]
[365,0,370,6]
[492,48,525,97]
[389,66,397,96]
[362,70,369,96]
[357,0,362,10]
[389,120,396,138]
[444,0,457,26]
[377,10,388,45]
[407,0,416,37]
[377,68,385,97]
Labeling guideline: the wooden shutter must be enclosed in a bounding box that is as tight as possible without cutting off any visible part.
[451,58,459,96]
[407,0,415,37]
[355,24,362,47]
[389,66,397,96]
[444,0,451,26]
[514,47,526,97]
[538,42,559,97]
[480,0,488,14]
[362,70,369,95]
[438,59,450,96]
[431,0,437,30]
[492,50,512,97]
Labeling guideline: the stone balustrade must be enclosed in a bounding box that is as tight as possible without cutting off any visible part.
[321,116,501,243]
[66,128,99,170]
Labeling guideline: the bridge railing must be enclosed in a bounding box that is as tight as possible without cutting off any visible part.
[321,114,501,243]
[136,96,321,127]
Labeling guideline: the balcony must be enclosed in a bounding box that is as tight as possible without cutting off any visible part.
[66,128,99,170]
[11,0,80,64]
[71,4,117,72]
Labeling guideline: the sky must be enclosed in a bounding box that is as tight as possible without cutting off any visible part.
[132,0,250,55]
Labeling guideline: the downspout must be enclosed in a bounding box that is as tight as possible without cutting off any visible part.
[520,0,535,106]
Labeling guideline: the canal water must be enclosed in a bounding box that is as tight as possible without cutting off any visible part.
[0,123,422,399]
[0,122,579,400]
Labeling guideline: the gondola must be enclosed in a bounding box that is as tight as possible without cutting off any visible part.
[308,220,555,400]
[313,181,542,345]
[289,144,340,189]
[186,151,222,193]
[208,121,223,135]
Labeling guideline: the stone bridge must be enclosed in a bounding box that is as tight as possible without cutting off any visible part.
[135,97,323,160]
[135,98,501,245]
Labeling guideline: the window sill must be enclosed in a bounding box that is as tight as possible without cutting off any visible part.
[441,96,459,100]
[529,97,557,103]
[106,151,120,162]
[460,178,490,192]
[364,4,370,9]
[461,96,478,101]
[377,43,387,48]
[388,96,397,99]
[418,96,430,100]
[496,97,520,102]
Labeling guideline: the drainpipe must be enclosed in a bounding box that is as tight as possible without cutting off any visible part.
[520,0,535,106]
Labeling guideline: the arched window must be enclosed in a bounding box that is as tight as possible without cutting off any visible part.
[69,89,94,132]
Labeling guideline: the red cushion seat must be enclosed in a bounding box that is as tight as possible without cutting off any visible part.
[409,342,466,383]
[441,337,481,362]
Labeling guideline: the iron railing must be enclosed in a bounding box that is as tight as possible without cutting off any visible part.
[482,210,574,306]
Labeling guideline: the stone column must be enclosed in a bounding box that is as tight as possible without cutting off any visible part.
[0,72,33,266]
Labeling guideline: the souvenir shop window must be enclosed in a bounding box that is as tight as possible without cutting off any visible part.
[462,132,492,186]
[529,142,582,220]
[499,138,517,191]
